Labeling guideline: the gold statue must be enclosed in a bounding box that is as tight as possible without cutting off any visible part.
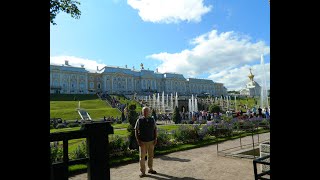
[248,68,254,81]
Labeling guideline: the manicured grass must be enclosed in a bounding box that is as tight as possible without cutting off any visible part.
[85,108,121,120]
[50,123,130,133]
[112,123,129,129]
[157,124,180,132]
[50,94,121,120]
[113,129,130,137]
[50,94,146,121]
[50,127,81,133]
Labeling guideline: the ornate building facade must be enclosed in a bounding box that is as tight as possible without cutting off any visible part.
[50,61,227,96]
[240,68,261,96]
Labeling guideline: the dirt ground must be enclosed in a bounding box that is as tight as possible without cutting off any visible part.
[69,132,270,180]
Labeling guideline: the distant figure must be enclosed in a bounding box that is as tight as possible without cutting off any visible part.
[265,107,270,119]
[135,107,158,177]
[258,107,262,117]
[103,116,107,121]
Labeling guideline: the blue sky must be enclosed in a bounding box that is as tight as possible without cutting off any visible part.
[50,0,270,91]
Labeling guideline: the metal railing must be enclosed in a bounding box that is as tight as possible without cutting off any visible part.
[216,125,269,159]
[253,154,270,180]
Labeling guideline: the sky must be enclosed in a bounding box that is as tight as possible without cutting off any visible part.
[50,0,270,91]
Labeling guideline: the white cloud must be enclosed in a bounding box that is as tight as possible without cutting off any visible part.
[147,29,270,90]
[127,0,212,23]
[50,56,107,72]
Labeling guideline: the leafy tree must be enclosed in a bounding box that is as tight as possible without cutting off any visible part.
[127,104,139,149]
[209,104,221,113]
[172,106,181,124]
[50,0,81,25]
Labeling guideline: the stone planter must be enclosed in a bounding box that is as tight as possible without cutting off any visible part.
[259,142,270,172]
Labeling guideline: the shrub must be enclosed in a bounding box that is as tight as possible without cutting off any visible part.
[209,105,221,113]
[71,141,88,159]
[56,124,67,129]
[109,135,129,157]
[172,125,201,143]
[50,141,63,163]
[155,128,173,149]
[201,124,216,136]
[67,123,80,128]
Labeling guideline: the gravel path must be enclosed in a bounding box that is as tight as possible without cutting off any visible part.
[69,132,270,180]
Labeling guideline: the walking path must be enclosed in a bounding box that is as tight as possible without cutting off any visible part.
[69,132,270,180]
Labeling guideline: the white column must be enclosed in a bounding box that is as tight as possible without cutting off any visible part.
[50,72,52,87]
[132,77,134,92]
[77,73,80,93]
[111,76,114,93]
[125,77,128,92]
[104,75,107,92]
[85,75,88,94]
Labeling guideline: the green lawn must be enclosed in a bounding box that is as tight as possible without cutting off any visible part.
[157,124,180,132]
[50,94,121,120]
[112,123,129,129]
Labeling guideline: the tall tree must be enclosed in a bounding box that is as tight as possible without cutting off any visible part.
[50,0,81,25]
[127,104,139,149]
[172,106,181,124]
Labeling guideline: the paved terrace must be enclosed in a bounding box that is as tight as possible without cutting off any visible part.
[69,132,270,180]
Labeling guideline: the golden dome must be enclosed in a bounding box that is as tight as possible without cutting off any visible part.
[248,68,254,81]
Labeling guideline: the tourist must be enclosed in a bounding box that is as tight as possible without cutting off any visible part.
[258,107,262,118]
[135,107,158,177]
[265,107,270,119]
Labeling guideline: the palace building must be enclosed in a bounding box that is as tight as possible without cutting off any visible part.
[50,60,227,96]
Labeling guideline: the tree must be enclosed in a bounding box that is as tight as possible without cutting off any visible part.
[50,0,81,25]
[127,104,139,149]
[172,106,181,124]
[209,104,221,113]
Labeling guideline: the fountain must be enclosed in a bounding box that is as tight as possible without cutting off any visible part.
[157,93,160,113]
[235,95,237,112]
[188,94,198,119]
[175,92,178,108]
[162,91,165,113]
[152,93,156,110]
[170,93,173,112]
[194,98,198,112]
[226,96,229,110]
[260,54,269,109]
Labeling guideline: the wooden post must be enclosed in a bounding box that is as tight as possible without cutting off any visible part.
[84,122,114,180]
